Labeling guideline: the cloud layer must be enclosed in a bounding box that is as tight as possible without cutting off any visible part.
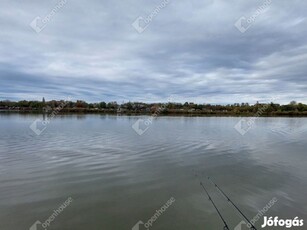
[1,0,306,104]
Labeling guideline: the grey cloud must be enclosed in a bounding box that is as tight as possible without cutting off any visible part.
[0,0,306,104]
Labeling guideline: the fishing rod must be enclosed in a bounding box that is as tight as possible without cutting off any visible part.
[208,177,257,230]
[199,181,230,230]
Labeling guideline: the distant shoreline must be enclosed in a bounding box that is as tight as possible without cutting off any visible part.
[1,100,307,117]
[1,110,307,117]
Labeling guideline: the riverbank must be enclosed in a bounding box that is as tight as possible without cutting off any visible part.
[1,110,307,117]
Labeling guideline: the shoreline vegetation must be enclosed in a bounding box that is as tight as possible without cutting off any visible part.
[1,99,307,117]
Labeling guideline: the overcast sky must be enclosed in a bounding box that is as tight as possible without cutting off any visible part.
[1,0,306,104]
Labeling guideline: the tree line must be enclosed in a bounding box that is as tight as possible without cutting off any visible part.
[0,99,306,116]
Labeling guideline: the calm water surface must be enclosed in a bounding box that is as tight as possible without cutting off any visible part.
[0,114,306,230]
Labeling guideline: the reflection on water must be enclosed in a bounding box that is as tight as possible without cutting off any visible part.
[0,114,306,230]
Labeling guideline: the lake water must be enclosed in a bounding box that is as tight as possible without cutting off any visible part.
[0,114,306,230]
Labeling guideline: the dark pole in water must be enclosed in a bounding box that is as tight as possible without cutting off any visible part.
[200,182,230,230]
[208,177,257,230]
